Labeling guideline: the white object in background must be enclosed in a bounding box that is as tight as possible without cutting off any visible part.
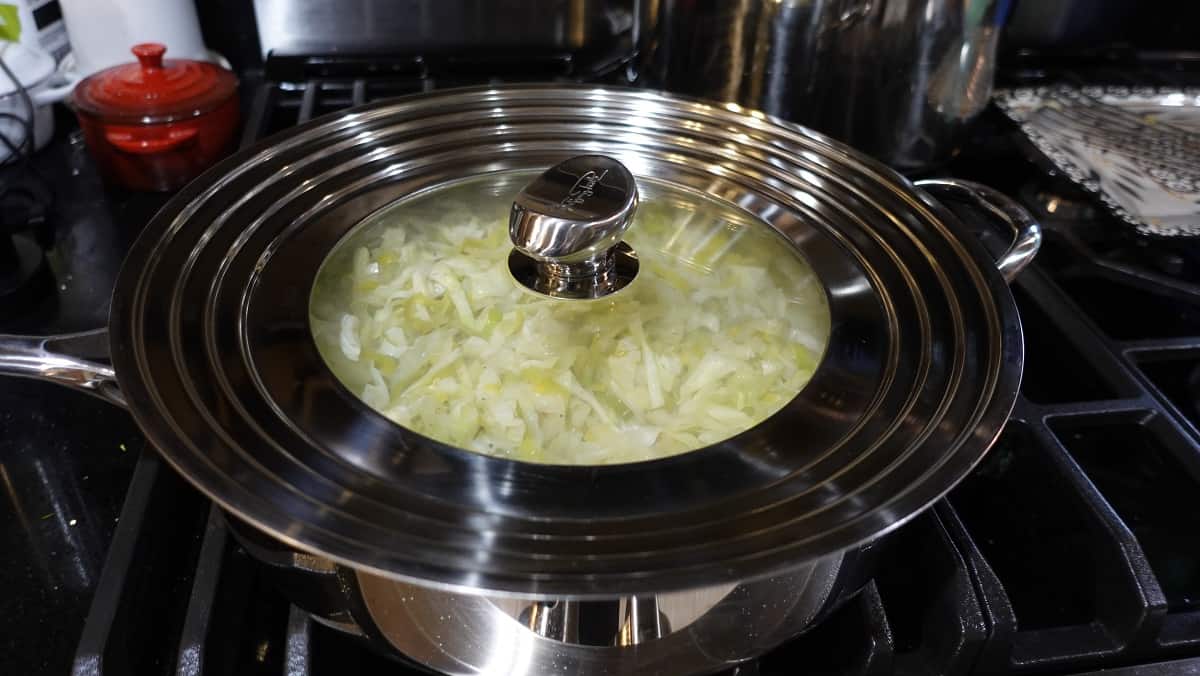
[0,41,74,161]
[58,0,206,77]
[0,0,71,61]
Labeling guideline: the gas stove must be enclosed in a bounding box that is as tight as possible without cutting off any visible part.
[2,53,1200,676]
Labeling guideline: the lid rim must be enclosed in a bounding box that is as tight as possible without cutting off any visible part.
[71,96,236,125]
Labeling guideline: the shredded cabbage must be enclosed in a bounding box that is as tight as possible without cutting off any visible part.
[310,179,829,465]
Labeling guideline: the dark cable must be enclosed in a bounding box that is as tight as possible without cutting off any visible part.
[0,49,55,244]
[0,54,35,166]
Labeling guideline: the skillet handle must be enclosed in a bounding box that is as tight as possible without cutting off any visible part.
[0,328,126,408]
[914,178,1042,283]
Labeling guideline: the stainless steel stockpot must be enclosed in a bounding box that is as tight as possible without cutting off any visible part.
[0,85,1039,674]
[636,0,1010,172]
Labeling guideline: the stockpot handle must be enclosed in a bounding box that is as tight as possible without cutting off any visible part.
[914,178,1042,283]
[832,0,874,31]
[0,328,126,408]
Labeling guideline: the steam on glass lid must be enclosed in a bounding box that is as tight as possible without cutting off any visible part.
[310,156,830,465]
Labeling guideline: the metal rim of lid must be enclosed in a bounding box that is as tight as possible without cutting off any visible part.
[69,43,238,124]
[109,85,1023,598]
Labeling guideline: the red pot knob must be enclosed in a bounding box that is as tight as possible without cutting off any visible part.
[131,43,167,72]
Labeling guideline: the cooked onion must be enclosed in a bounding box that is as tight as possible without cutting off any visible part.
[310,180,829,465]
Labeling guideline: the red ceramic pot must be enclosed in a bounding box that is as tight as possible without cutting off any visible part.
[70,43,239,192]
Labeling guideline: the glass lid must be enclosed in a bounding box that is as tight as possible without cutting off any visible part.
[108,86,1027,597]
[310,156,830,465]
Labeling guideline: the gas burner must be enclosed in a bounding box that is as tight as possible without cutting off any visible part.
[1020,183,1099,222]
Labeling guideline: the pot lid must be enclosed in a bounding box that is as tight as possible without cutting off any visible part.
[109,85,1027,598]
[309,156,831,466]
[0,41,55,96]
[70,43,236,122]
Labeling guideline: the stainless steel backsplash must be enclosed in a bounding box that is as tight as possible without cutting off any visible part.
[251,0,637,56]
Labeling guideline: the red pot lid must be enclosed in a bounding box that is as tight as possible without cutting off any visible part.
[71,43,237,123]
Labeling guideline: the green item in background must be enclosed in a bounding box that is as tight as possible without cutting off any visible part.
[0,4,20,43]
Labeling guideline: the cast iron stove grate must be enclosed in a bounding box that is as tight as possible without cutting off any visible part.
[67,64,1200,676]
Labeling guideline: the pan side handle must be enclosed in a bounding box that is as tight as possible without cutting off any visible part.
[915,178,1042,283]
[0,328,126,408]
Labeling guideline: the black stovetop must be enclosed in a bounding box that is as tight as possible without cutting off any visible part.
[2,57,1200,676]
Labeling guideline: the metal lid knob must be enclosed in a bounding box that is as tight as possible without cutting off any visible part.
[508,155,640,299]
